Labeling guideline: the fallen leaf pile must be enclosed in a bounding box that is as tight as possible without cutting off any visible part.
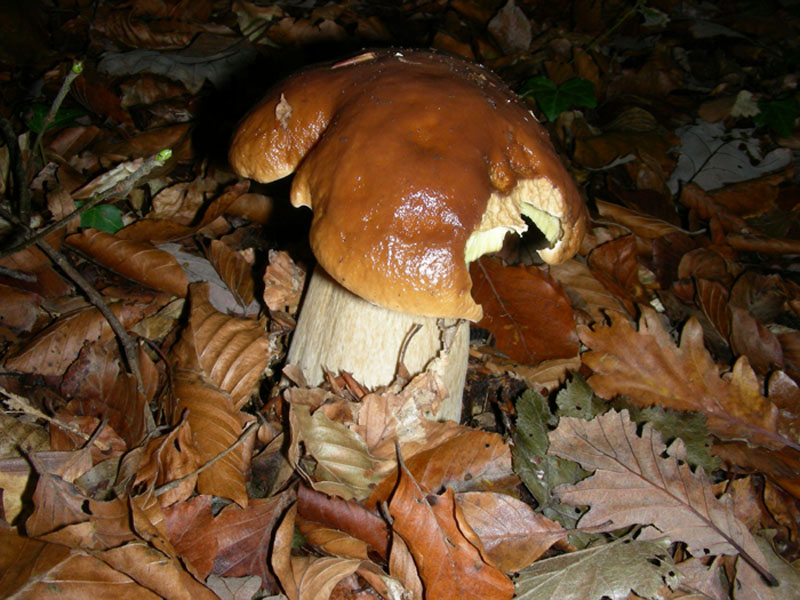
[2,1,800,599]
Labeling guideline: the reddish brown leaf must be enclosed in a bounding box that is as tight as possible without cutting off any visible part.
[67,229,189,297]
[297,484,389,559]
[696,277,732,341]
[389,464,514,600]
[366,428,512,508]
[470,257,578,365]
[207,240,255,309]
[0,284,43,335]
[208,492,295,592]
[456,491,566,572]
[580,308,797,450]
[586,234,643,316]
[4,300,155,377]
[729,306,784,374]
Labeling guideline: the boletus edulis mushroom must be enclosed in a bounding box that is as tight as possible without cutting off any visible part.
[229,49,585,422]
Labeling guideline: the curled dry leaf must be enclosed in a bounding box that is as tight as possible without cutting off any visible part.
[456,491,566,572]
[366,428,513,508]
[579,307,797,450]
[262,250,305,314]
[389,464,514,600]
[549,410,776,598]
[67,228,189,297]
[470,257,578,366]
[207,239,255,309]
[596,199,685,239]
[297,484,389,559]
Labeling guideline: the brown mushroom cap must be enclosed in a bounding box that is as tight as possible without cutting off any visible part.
[230,50,585,321]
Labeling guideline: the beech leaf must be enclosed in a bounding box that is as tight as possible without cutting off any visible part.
[389,464,514,600]
[470,257,578,366]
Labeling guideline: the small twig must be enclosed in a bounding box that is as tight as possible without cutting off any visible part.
[153,420,259,497]
[27,62,83,187]
[1,384,111,452]
[0,149,173,259]
[0,115,31,225]
[35,238,145,395]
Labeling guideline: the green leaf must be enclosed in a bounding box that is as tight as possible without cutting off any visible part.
[556,374,604,420]
[26,104,85,134]
[79,204,124,233]
[512,390,588,529]
[521,77,597,121]
[610,401,720,473]
[514,535,682,600]
[756,97,800,138]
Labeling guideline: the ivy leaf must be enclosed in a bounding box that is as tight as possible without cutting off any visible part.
[79,203,124,233]
[756,97,800,138]
[521,77,597,121]
[26,103,85,133]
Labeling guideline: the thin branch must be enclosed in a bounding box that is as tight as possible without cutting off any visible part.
[0,149,172,259]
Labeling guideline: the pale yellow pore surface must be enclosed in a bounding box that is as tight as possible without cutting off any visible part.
[287,266,469,422]
[464,178,565,263]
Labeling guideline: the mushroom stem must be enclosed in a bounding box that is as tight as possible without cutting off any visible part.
[287,266,469,421]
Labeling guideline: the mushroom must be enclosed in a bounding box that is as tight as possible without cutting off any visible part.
[229,50,585,421]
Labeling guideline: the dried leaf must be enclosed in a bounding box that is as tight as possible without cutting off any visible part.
[549,410,775,596]
[470,257,578,365]
[262,250,305,314]
[207,240,255,309]
[182,282,273,409]
[5,300,155,377]
[389,465,514,600]
[514,535,681,600]
[297,485,389,558]
[456,491,566,572]
[67,228,189,297]
[548,259,629,323]
[367,428,513,508]
[288,403,385,501]
[579,308,794,449]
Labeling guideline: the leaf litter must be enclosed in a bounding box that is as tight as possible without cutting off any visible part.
[1,1,800,599]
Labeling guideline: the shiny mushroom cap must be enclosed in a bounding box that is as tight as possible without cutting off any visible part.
[230,49,585,321]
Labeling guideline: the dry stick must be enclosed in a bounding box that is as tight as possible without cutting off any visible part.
[0,116,31,227]
[0,384,111,452]
[153,420,259,497]
[0,149,173,260]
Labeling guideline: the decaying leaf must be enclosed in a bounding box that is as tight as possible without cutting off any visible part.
[389,462,514,600]
[66,228,189,297]
[514,534,681,600]
[579,307,798,449]
[549,410,777,597]
[470,257,578,365]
